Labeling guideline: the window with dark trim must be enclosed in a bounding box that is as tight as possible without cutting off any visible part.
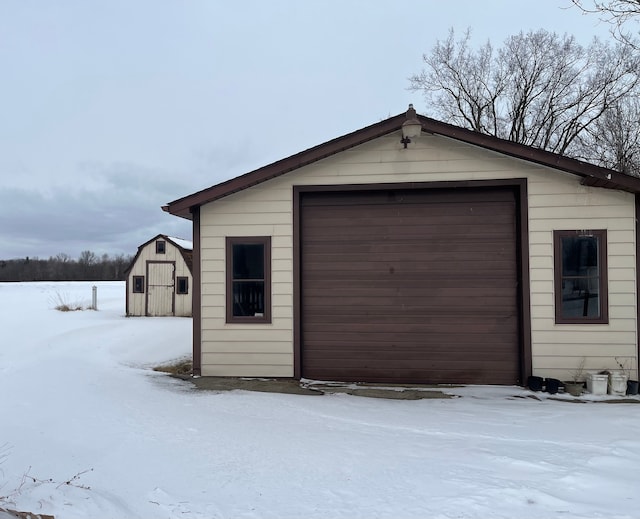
[226,236,271,323]
[133,275,145,293]
[554,230,608,324]
[176,276,189,295]
[156,240,166,254]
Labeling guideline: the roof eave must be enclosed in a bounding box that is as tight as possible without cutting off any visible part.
[417,117,640,193]
[164,110,640,219]
[164,113,407,218]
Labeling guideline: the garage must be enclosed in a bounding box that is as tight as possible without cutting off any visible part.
[167,105,640,382]
[300,185,521,385]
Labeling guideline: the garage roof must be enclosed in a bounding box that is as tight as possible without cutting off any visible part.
[164,106,640,220]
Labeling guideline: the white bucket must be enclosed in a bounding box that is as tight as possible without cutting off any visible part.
[608,371,628,396]
[586,373,608,395]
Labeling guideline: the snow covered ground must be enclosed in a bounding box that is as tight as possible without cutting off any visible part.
[1,281,639,519]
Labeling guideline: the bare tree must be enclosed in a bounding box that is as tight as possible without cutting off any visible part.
[571,1,640,48]
[78,250,97,267]
[409,29,506,136]
[409,28,639,172]
[47,252,72,279]
[572,0,640,18]
[78,250,98,279]
[576,96,640,174]
[54,252,72,263]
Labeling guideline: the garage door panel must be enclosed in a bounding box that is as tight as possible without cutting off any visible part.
[304,223,515,239]
[300,187,520,385]
[305,351,519,365]
[304,214,516,232]
[303,285,516,298]
[303,245,516,259]
[303,271,515,284]
[303,260,516,273]
[303,307,520,324]
[304,335,517,349]
[303,314,519,329]
[303,300,516,316]
[304,316,519,332]
[305,330,515,346]
[306,332,514,352]
[303,198,514,218]
[307,367,515,385]
[304,249,516,258]
[303,263,516,277]
[303,295,517,305]
[303,205,514,222]
[301,188,515,206]
[303,299,518,313]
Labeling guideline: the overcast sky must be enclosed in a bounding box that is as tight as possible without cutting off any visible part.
[0,1,612,260]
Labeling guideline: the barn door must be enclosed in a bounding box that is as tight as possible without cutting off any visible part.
[147,262,175,316]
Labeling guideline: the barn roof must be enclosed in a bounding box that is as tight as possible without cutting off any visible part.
[123,233,193,275]
[164,106,640,220]
[166,236,193,251]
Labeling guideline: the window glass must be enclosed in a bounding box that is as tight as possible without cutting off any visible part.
[156,241,166,254]
[226,237,271,323]
[133,276,144,293]
[560,236,600,318]
[177,276,188,295]
[232,244,264,279]
[232,281,265,316]
[554,230,607,324]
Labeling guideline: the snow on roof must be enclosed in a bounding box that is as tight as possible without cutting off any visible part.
[167,236,193,250]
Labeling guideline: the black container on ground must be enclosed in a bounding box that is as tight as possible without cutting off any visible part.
[527,375,544,391]
[627,379,639,395]
[545,378,562,395]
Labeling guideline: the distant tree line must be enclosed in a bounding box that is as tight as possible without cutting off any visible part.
[0,251,133,282]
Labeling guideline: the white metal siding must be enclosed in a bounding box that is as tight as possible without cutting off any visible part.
[199,131,637,380]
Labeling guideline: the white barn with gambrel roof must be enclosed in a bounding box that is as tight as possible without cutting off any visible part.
[125,234,193,317]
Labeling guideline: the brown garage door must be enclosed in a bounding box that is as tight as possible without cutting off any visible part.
[300,186,520,385]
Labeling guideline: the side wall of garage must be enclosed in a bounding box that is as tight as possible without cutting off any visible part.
[198,131,637,381]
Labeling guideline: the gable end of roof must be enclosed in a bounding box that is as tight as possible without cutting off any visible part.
[164,109,640,219]
[123,234,194,275]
